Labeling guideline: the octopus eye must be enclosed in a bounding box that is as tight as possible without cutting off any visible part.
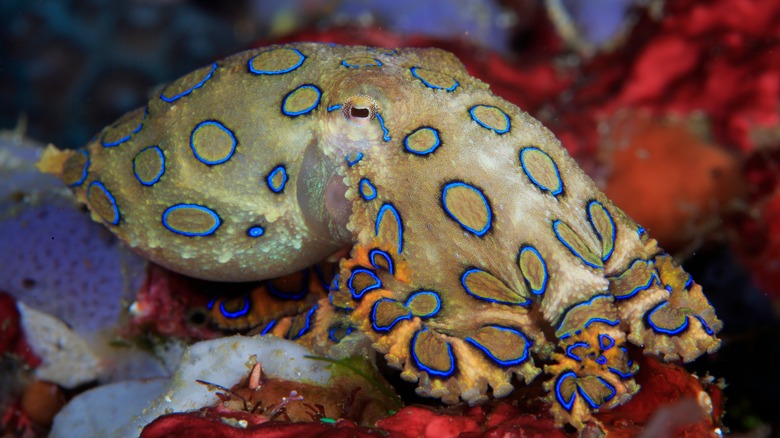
[342,95,378,125]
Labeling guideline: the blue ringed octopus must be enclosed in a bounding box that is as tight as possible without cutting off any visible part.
[37,42,722,428]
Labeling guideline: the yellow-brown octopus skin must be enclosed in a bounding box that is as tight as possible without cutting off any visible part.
[37,43,723,428]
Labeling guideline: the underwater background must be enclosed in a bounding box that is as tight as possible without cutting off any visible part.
[1,0,779,436]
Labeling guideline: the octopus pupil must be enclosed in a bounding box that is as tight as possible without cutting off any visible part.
[351,107,370,118]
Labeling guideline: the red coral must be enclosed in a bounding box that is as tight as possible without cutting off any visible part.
[127,265,218,340]
[376,406,482,437]
[141,411,387,438]
[600,112,743,251]
[598,353,723,437]
[0,291,41,367]
[616,35,700,104]
[376,404,568,438]
[139,353,721,437]
[0,291,23,354]
[1,292,48,438]
[734,187,780,297]
[605,0,780,152]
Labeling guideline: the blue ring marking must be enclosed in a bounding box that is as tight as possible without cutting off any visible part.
[555,371,578,411]
[101,108,145,147]
[328,291,354,311]
[441,181,492,237]
[461,268,531,306]
[281,84,321,117]
[328,326,348,342]
[347,268,382,299]
[404,290,441,318]
[637,226,645,236]
[370,298,412,332]
[267,270,309,301]
[161,62,217,102]
[552,220,601,269]
[87,181,120,225]
[622,347,633,367]
[576,377,616,409]
[404,126,441,156]
[375,203,404,254]
[608,367,633,379]
[345,152,363,166]
[247,226,264,238]
[664,284,673,293]
[684,275,693,290]
[133,145,165,186]
[341,58,382,68]
[375,113,391,141]
[410,67,459,92]
[368,248,394,275]
[588,200,616,261]
[465,326,530,366]
[133,113,145,134]
[328,326,354,342]
[595,356,608,365]
[219,295,250,319]
[69,149,90,187]
[694,315,715,336]
[598,334,615,350]
[519,147,563,196]
[359,178,377,201]
[411,328,455,377]
[565,342,589,362]
[328,273,340,292]
[557,293,614,333]
[290,304,318,340]
[645,301,689,335]
[585,317,620,329]
[614,267,658,301]
[469,105,510,134]
[518,246,548,296]
[248,48,305,75]
[260,320,277,336]
[190,120,237,165]
[206,298,216,310]
[99,108,147,148]
[266,165,288,193]
[577,386,599,409]
[313,263,330,290]
[327,104,342,112]
[162,203,221,236]
[599,377,617,403]
[101,123,139,147]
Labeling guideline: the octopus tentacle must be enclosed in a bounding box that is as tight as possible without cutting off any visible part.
[207,262,335,332]
[334,243,545,405]
[544,322,639,428]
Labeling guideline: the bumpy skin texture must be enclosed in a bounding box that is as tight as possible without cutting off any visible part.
[38,43,722,428]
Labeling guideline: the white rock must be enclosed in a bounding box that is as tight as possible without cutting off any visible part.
[51,335,333,438]
[18,302,102,388]
[50,379,168,438]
